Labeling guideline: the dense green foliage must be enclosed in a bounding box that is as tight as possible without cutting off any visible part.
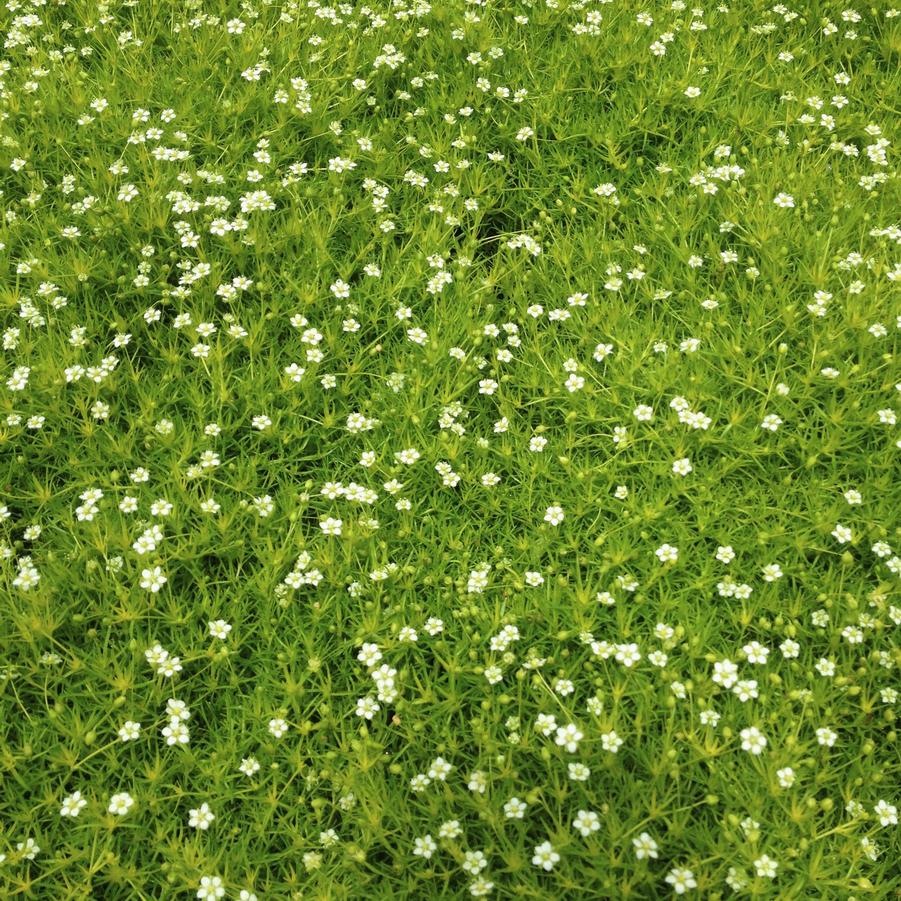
[0,0,899,898]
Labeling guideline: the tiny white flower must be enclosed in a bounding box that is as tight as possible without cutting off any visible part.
[544,505,565,526]
[531,840,560,871]
[108,791,135,816]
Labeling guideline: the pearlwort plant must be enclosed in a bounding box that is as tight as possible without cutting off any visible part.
[0,0,899,898]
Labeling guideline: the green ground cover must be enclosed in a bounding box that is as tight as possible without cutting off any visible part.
[0,0,899,897]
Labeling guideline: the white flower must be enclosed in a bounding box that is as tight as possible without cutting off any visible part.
[427,757,453,781]
[715,545,735,563]
[777,767,795,788]
[633,832,659,859]
[166,698,190,721]
[357,643,383,667]
[208,619,232,639]
[439,819,463,839]
[118,721,142,741]
[468,770,488,793]
[535,713,558,736]
[16,837,40,860]
[140,566,167,592]
[712,659,738,688]
[462,850,488,875]
[189,802,216,830]
[60,790,88,817]
[655,543,679,563]
[108,791,135,816]
[599,730,622,753]
[739,726,767,754]
[831,523,852,543]
[504,797,527,819]
[239,757,261,776]
[268,717,288,738]
[665,867,697,894]
[469,876,494,896]
[162,718,190,745]
[531,841,560,871]
[572,809,600,836]
[197,875,226,900]
[319,517,343,536]
[754,854,778,878]
[544,505,565,526]
[743,641,769,664]
[615,643,641,667]
[413,835,437,859]
[555,723,584,752]
[874,800,897,827]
